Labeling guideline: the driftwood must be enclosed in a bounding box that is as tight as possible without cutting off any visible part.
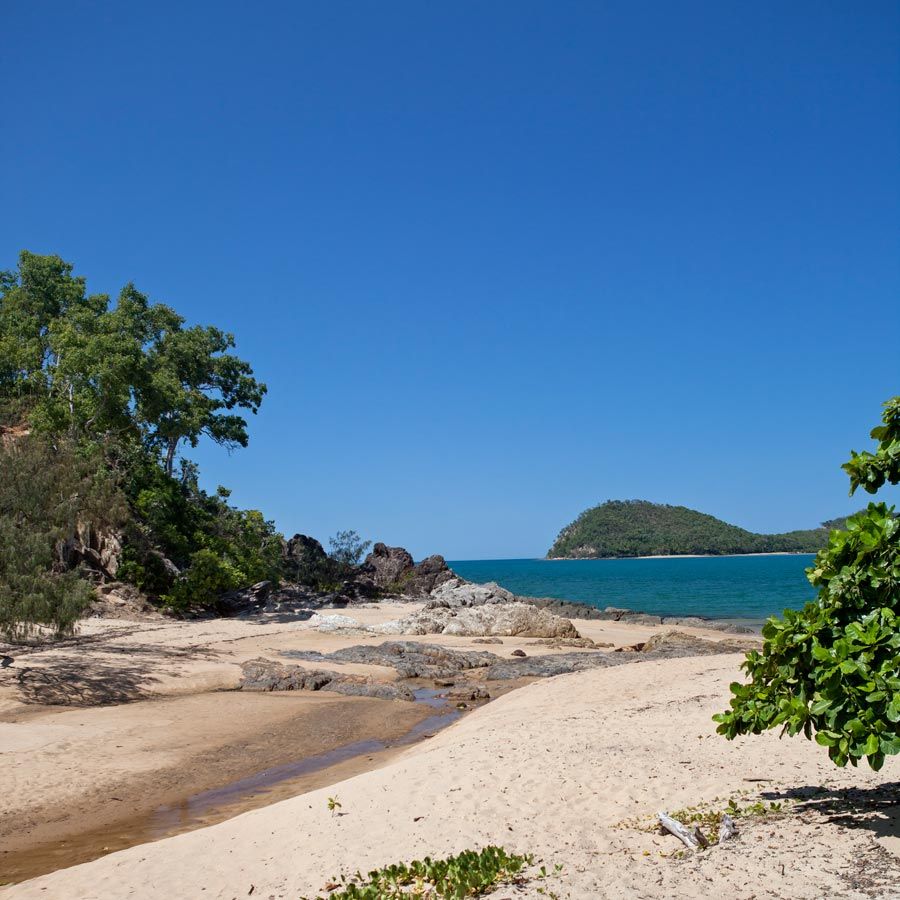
[657,812,701,850]
[692,825,710,849]
[718,813,738,843]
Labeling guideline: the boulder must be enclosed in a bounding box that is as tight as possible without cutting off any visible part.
[59,523,124,580]
[282,534,330,584]
[427,579,516,608]
[639,630,758,657]
[218,580,273,615]
[375,602,580,639]
[239,657,415,701]
[361,544,456,597]
[362,543,415,589]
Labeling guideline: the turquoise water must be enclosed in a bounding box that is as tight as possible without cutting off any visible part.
[448,554,818,623]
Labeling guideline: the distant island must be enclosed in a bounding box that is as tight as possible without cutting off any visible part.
[547,499,851,559]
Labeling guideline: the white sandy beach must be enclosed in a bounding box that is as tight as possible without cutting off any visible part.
[0,608,897,899]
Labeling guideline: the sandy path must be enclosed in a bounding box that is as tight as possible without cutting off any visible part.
[5,652,897,899]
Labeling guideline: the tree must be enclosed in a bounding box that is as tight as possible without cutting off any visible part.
[328,530,372,567]
[714,397,900,770]
[0,435,127,639]
[0,251,266,475]
[137,316,267,476]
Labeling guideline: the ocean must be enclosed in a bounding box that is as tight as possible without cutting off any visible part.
[447,554,818,624]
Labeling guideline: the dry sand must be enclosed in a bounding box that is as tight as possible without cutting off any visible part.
[1,608,897,899]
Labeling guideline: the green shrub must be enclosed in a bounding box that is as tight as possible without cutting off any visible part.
[715,397,900,769]
[307,846,535,899]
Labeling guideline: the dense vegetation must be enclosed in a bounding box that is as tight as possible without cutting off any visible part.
[0,250,287,636]
[715,396,900,770]
[548,500,842,558]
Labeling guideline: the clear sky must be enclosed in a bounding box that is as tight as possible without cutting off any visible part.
[3,1,898,559]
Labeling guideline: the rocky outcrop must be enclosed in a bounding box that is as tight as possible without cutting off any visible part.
[361,544,455,597]
[59,523,123,580]
[285,642,497,680]
[375,602,580,639]
[281,533,334,587]
[635,630,758,656]
[427,578,517,608]
[484,651,622,680]
[239,657,415,700]
[362,543,415,589]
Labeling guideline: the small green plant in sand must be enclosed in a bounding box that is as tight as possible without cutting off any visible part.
[327,796,342,816]
[308,846,541,899]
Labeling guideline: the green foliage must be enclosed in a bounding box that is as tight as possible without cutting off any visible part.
[0,251,278,627]
[548,499,834,558]
[715,397,900,770]
[118,450,282,609]
[328,530,372,568]
[307,846,535,899]
[843,397,900,495]
[651,798,785,839]
[0,435,127,639]
[0,250,265,474]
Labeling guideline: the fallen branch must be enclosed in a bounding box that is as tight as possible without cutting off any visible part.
[718,813,738,843]
[658,812,700,850]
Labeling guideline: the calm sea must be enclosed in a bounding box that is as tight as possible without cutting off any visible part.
[447,554,818,624]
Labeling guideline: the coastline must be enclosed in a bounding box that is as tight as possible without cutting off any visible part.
[0,603,759,888]
[545,551,814,560]
[5,636,896,899]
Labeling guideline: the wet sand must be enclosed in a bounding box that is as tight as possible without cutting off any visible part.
[0,689,439,883]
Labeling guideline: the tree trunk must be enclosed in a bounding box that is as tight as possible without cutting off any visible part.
[165,437,178,477]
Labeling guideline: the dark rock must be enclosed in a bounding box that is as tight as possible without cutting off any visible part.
[58,524,124,580]
[444,685,491,701]
[281,534,332,586]
[239,657,415,700]
[485,652,622,680]
[218,580,277,615]
[362,543,416,590]
[285,641,499,680]
[472,637,504,645]
[511,649,527,658]
[361,544,455,597]
[411,554,456,593]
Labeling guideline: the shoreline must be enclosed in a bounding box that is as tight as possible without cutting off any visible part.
[0,605,760,888]
[544,550,814,560]
[5,645,896,899]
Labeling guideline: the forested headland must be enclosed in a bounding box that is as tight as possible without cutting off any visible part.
[547,499,850,559]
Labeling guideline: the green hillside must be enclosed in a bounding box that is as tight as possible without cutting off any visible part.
[547,500,845,559]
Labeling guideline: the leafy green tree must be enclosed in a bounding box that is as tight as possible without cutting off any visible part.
[715,397,900,770]
[328,530,372,567]
[1,251,266,476]
[0,250,276,624]
[137,316,266,476]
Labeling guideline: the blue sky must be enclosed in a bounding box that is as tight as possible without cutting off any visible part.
[3,2,898,559]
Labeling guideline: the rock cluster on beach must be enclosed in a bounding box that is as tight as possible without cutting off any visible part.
[239,657,415,700]
[243,629,759,701]
[213,539,758,642]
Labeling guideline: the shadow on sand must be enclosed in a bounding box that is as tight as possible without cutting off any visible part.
[762,781,900,846]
